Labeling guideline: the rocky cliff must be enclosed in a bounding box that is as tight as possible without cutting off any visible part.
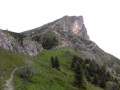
[0,30,43,56]
[52,16,89,40]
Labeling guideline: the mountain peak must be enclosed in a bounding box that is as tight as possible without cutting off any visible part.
[62,15,83,21]
[54,15,90,40]
[24,15,89,40]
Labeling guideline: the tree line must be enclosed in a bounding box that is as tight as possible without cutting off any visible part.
[71,55,119,90]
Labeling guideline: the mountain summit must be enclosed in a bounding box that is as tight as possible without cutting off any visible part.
[53,15,89,40]
[24,15,89,40]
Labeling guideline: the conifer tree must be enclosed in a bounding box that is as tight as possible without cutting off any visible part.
[50,56,60,70]
[55,56,59,70]
[71,55,77,69]
[74,62,86,89]
[106,72,112,81]
[85,58,91,64]
[99,78,106,88]
[50,56,55,68]
[86,73,91,82]
[93,74,98,85]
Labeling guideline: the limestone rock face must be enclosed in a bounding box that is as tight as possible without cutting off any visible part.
[22,37,43,56]
[0,30,43,56]
[52,16,90,40]
[0,30,21,52]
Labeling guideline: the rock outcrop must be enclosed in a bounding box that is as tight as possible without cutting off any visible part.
[51,16,89,40]
[22,36,43,56]
[0,30,43,56]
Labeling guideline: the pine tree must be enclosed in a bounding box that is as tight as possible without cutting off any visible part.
[93,74,98,85]
[50,56,55,68]
[78,57,83,64]
[101,65,106,75]
[71,56,77,69]
[85,58,91,64]
[99,78,106,88]
[86,74,91,82]
[74,62,86,89]
[50,56,60,70]
[54,56,59,70]
[106,72,112,81]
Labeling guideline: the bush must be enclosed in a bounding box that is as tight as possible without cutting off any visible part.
[19,60,38,80]
[42,37,58,49]
[105,82,119,90]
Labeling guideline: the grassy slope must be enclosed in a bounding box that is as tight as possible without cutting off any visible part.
[0,47,29,90]
[13,47,103,90]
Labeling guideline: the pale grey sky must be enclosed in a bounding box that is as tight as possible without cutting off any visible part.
[0,0,120,59]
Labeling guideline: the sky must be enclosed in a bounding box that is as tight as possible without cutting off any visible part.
[0,0,120,59]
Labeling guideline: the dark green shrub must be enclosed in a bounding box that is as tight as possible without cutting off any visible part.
[106,82,119,90]
[50,56,60,70]
[19,61,38,80]
[42,37,58,49]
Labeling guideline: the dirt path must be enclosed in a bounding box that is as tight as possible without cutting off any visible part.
[4,67,18,90]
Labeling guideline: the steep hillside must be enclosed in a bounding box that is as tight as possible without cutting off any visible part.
[23,16,120,76]
[0,46,105,90]
[13,48,104,90]
[0,47,29,89]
